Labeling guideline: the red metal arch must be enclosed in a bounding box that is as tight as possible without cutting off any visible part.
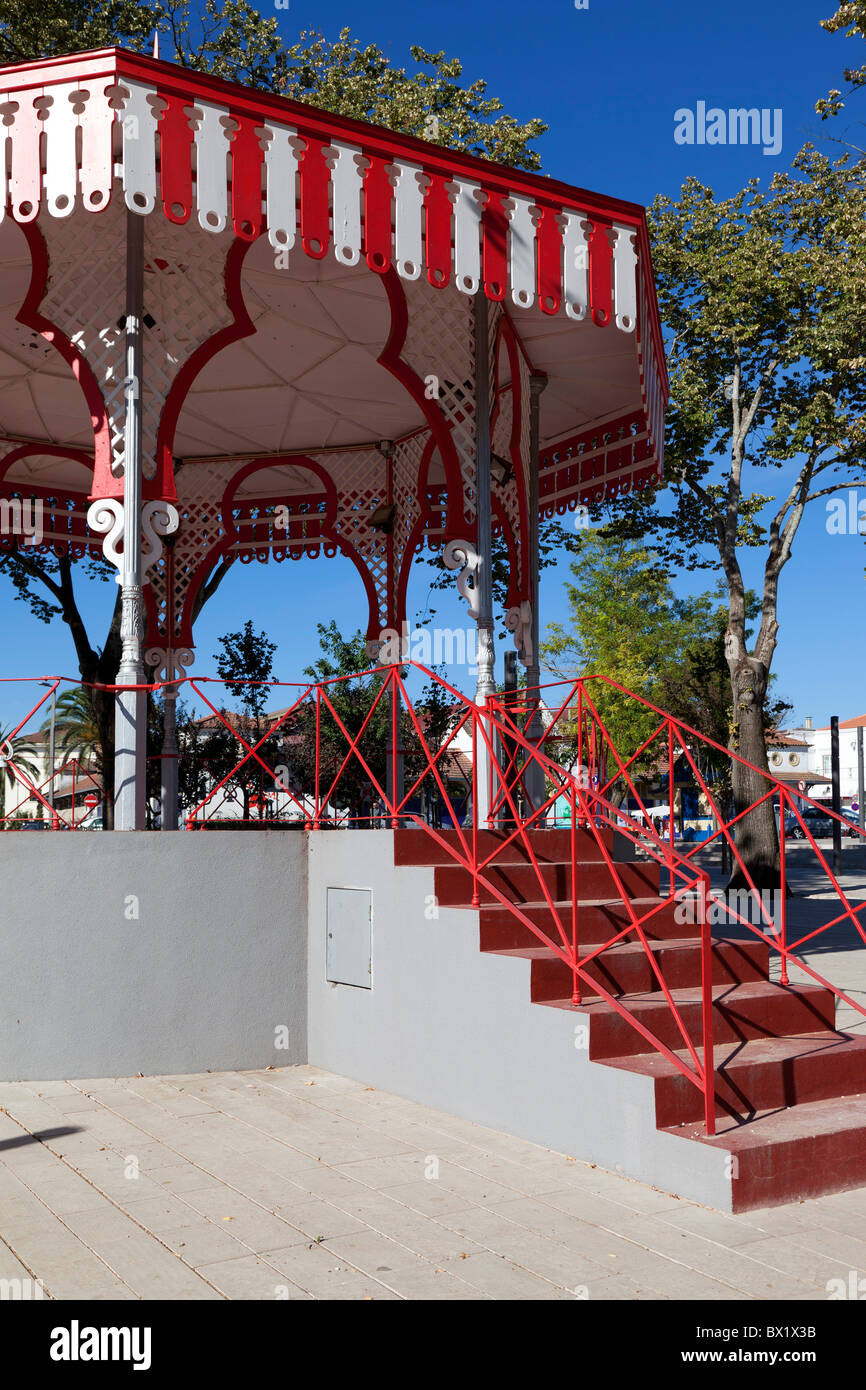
[154,235,257,504]
[18,221,110,499]
[376,268,469,538]
[160,454,384,651]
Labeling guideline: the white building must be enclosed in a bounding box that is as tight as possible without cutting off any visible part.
[783,715,866,805]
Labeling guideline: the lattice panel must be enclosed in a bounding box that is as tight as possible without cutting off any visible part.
[492,385,519,546]
[140,214,235,480]
[150,458,236,645]
[148,421,465,648]
[390,430,427,610]
[489,322,531,602]
[516,344,532,504]
[37,201,235,489]
[488,301,503,402]
[38,199,127,475]
[314,450,389,631]
[401,278,477,521]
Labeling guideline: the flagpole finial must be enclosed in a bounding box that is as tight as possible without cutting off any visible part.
[152,30,160,60]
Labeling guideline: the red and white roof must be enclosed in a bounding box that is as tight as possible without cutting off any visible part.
[0,46,667,477]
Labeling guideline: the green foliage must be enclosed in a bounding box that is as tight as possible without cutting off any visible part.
[282,621,461,822]
[656,591,792,785]
[48,687,101,767]
[817,1,866,118]
[161,7,546,167]
[541,533,720,769]
[271,28,546,170]
[0,0,156,64]
[214,618,276,722]
[0,723,40,820]
[542,535,795,815]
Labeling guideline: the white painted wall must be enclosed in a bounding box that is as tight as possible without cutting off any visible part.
[306,830,732,1209]
[0,832,307,1080]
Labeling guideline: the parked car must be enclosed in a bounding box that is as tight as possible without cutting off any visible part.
[8,818,68,830]
[839,810,864,839]
[784,806,837,839]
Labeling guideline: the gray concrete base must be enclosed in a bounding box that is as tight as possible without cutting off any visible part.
[0,832,307,1080]
[307,830,733,1210]
[0,828,732,1207]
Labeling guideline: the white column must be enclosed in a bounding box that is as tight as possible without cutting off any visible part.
[114,210,147,831]
[146,647,193,830]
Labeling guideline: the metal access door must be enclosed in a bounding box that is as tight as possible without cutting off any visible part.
[326,887,372,988]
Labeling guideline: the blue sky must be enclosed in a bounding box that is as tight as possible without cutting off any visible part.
[2,0,864,731]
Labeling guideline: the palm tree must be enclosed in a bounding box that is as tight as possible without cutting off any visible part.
[0,725,41,823]
[49,688,101,770]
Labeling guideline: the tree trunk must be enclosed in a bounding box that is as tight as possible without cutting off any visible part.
[727,654,779,891]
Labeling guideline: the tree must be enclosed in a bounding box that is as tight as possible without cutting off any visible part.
[540,535,729,801]
[655,589,792,872]
[0,1,546,823]
[287,621,391,824]
[0,724,40,823]
[162,10,546,168]
[49,687,101,767]
[214,619,276,721]
[587,151,866,887]
[201,619,278,819]
[282,621,461,825]
[816,1,866,121]
[0,0,156,63]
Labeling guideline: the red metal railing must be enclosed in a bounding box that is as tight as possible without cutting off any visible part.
[177,665,718,1129]
[3,664,865,1140]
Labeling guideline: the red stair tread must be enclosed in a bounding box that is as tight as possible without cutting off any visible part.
[482,895,678,916]
[671,1092,866,1149]
[604,1029,866,1081]
[666,1094,866,1209]
[540,980,831,1011]
[486,936,751,962]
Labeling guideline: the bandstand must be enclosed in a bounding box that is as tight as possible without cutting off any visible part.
[0,45,667,828]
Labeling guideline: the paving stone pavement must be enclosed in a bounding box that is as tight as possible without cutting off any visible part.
[1,1065,866,1301]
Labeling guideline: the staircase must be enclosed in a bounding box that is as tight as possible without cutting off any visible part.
[393,824,866,1212]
